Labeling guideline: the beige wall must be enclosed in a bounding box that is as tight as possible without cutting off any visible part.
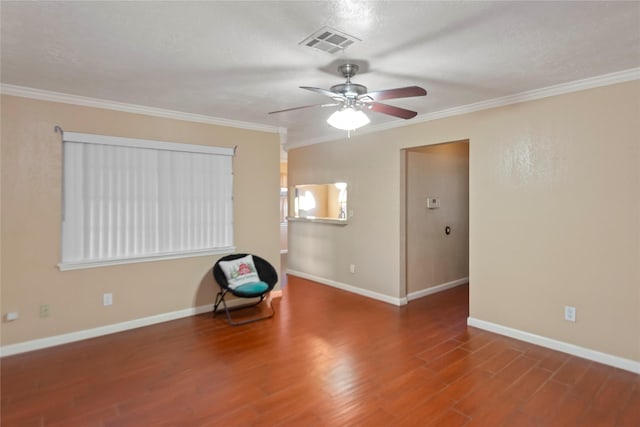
[405,142,469,294]
[287,80,640,362]
[288,136,403,297]
[1,95,281,346]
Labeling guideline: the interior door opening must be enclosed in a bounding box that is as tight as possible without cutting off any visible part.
[401,140,470,302]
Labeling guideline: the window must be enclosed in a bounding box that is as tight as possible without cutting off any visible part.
[59,132,234,270]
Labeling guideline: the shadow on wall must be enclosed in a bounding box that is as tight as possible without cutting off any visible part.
[194,267,217,308]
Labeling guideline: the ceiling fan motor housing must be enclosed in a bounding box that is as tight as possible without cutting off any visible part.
[330,82,368,98]
[332,63,367,98]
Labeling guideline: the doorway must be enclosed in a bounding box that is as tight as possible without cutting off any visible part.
[402,140,470,301]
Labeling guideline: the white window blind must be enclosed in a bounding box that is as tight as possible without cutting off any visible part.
[60,132,234,270]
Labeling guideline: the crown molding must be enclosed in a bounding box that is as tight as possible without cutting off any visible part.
[411,67,640,126]
[4,67,638,148]
[284,67,640,150]
[0,84,280,134]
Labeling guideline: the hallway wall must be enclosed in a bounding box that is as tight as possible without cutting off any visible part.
[405,142,469,296]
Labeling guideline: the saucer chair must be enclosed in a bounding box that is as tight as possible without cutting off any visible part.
[212,253,278,325]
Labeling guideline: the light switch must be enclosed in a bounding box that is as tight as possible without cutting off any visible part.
[427,197,440,209]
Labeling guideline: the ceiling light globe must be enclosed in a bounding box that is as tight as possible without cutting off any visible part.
[327,108,370,131]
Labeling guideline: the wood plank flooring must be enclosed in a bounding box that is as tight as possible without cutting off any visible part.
[2,276,639,426]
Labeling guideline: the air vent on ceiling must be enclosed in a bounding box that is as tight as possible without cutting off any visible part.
[300,26,361,54]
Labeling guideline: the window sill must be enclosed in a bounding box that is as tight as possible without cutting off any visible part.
[58,246,235,271]
[286,216,349,225]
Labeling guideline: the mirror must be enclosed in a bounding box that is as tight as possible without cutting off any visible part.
[289,182,348,221]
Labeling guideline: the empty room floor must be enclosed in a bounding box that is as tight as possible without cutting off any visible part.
[1,277,638,426]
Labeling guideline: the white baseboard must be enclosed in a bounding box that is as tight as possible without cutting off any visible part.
[467,317,640,374]
[407,277,469,301]
[0,298,256,358]
[270,289,283,299]
[287,269,408,306]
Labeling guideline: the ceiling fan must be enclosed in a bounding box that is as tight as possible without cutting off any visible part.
[269,63,427,131]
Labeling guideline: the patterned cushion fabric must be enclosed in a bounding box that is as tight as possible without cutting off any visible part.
[218,254,260,289]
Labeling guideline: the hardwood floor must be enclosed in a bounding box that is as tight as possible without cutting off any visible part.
[2,276,638,426]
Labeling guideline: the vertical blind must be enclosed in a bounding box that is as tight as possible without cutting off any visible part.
[60,132,234,270]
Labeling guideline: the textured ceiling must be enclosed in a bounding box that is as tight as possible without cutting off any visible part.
[2,1,639,146]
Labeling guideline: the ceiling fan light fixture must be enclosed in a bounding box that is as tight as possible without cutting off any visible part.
[327,107,370,131]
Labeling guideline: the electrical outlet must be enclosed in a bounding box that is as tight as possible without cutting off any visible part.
[103,293,113,306]
[564,306,576,322]
[39,304,50,318]
[349,264,356,274]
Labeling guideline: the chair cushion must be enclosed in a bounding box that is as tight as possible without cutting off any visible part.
[232,281,270,297]
[218,254,261,289]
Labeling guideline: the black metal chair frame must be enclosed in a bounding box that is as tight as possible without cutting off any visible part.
[212,253,278,325]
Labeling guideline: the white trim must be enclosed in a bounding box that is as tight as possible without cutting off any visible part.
[0,291,281,357]
[403,67,640,129]
[407,277,469,301]
[0,303,194,357]
[287,269,408,306]
[0,297,261,357]
[4,68,637,150]
[284,67,640,150]
[279,249,288,254]
[467,317,640,374]
[63,131,235,156]
[58,247,235,271]
[286,216,348,225]
[0,84,279,134]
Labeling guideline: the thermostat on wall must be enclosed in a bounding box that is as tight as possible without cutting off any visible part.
[426,197,440,209]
